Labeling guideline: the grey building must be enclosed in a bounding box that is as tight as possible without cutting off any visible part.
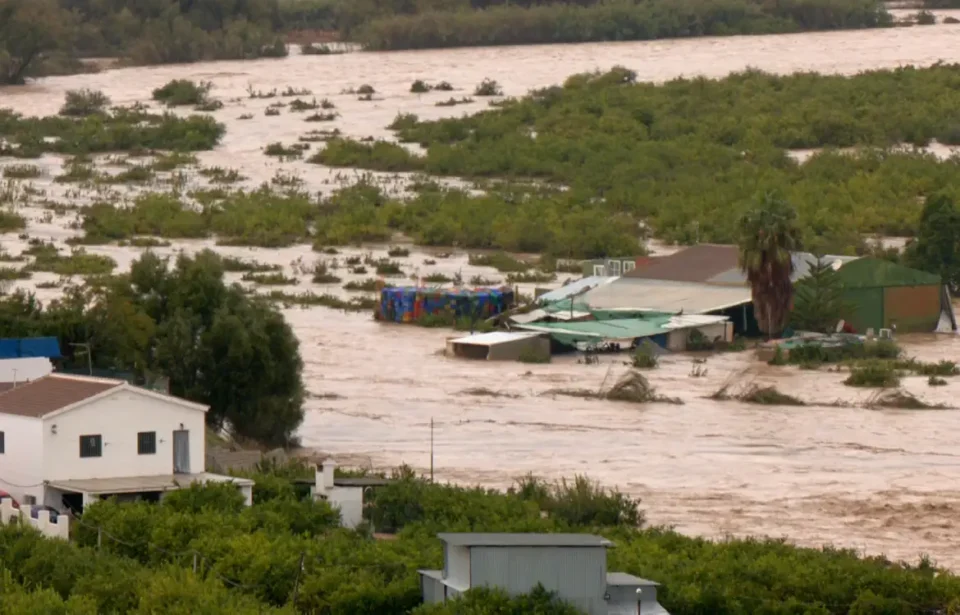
[419,533,669,615]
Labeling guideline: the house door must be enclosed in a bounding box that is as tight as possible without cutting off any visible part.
[173,430,190,474]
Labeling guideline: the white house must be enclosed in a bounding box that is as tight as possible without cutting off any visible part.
[311,459,390,528]
[0,373,253,513]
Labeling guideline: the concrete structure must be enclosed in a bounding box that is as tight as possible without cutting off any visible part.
[0,357,54,384]
[446,331,551,361]
[420,533,669,615]
[0,374,253,512]
[311,459,390,528]
[0,498,69,540]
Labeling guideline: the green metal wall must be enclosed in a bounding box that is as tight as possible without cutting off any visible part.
[842,287,884,333]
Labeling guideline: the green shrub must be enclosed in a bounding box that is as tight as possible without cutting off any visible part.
[844,360,901,388]
[631,342,659,369]
[468,252,529,272]
[2,164,41,179]
[152,79,212,106]
[474,78,503,96]
[59,89,111,117]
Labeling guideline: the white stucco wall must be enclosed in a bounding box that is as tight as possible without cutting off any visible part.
[0,414,44,504]
[0,358,53,382]
[328,486,363,528]
[41,389,206,481]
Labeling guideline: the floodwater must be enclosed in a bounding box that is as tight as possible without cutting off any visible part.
[4,18,960,567]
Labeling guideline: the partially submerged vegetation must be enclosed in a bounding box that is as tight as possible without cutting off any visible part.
[0,105,224,157]
[316,64,960,254]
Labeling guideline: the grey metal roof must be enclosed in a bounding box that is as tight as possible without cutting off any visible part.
[537,276,616,304]
[583,278,751,313]
[707,252,859,286]
[437,533,613,547]
[607,572,660,587]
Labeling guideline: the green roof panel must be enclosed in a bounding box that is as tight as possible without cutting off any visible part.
[838,258,941,289]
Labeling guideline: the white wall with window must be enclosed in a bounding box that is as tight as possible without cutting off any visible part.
[42,389,206,481]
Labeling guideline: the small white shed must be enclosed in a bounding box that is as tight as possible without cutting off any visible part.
[446,331,550,361]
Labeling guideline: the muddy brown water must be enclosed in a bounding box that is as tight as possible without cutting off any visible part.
[4,21,960,567]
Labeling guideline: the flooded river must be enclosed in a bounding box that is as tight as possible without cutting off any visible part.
[4,18,960,567]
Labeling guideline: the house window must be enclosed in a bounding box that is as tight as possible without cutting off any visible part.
[623,260,636,273]
[79,434,102,458]
[0,431,4,454]
[138,431,156,455]
[593,264,605,276]
[609,260,622,276]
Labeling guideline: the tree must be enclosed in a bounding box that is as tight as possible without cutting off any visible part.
[738,193,802,338]
[0,250,305,447]
[791,256,851,333]
[0,0,73,85]
[905,193,960,294]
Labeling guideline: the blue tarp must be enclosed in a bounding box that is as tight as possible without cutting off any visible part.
[0,337,62,359]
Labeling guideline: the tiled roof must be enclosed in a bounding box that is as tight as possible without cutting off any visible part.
[0,374,122,418]
[624,244,739,283]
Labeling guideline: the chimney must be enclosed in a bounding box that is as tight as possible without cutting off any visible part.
[316,458,336,494]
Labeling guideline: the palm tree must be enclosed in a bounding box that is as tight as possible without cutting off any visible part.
[737,193,802,338]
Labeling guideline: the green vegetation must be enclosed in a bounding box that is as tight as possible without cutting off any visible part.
[738,194,801,338]
[435,96,474,107]
[320,65,960,255]
[0,266,31,281]
[310,260,341,283]
[474,78,503,96]
[242,271,299,285]
[7,459,960,613]
[0,107,224,156]
[80,189,317,248]
[844,360,901,388]
[221,256,282,273]
[343,278,381,291]
[791,255,852,332]
[59,88,111,117]
[630,342,659,369]
[0,250,304,446]
[355,0,891,51]
[468,252,530,272]
[152,152,199,171]
[152,80,213,106]
[506,270,555,284]
[264,142,308,159]
[905,194,960,293]
[2,164,42,179]
[0,209,26,232]
[25,243,116,275]
[301,43,343,55]
[262,290,377,311]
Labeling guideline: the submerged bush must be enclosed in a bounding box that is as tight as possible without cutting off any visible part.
[152,79,213,106]
[845,360,901,388]
[59,89,111,117]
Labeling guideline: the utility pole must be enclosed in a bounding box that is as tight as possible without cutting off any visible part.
[69,343,93,376]
[430,417,435,483]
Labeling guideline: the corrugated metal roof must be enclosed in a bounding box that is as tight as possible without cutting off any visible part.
[662,314,730,329]
[537,276,617,304]
[510,309,593,324]
[607,572,660,587]
[0,374,122,418]
[583,279,751,313]
[707,252,859,285]
[517,319,667,340]
[624,244,739,282]
[438,533,612,547]
[449,331,543,346]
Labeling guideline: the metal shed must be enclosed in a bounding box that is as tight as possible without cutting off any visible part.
[446,331,550,361]
[835,258,943,333]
